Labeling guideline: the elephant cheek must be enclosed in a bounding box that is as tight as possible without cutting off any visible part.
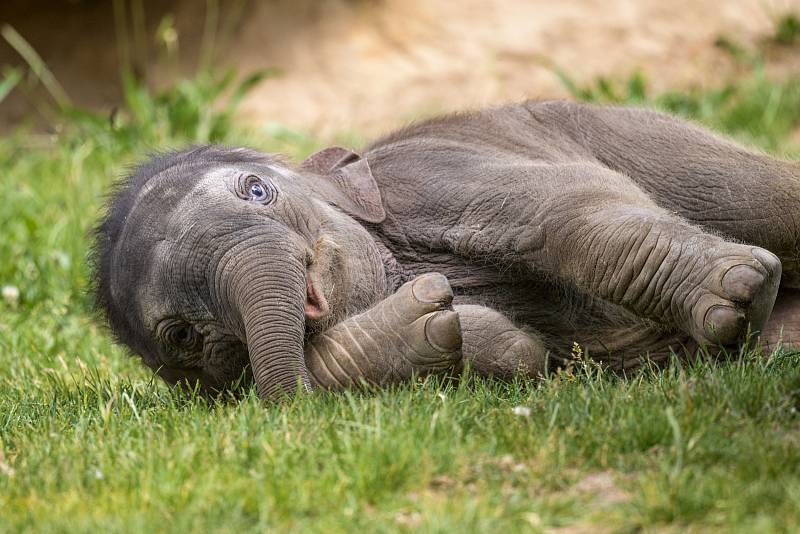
[204,339,253,391]
[157,367,205,390]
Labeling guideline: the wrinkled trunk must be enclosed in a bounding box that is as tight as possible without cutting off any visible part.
[226,239,311,401]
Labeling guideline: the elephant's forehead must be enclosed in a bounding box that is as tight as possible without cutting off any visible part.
[123,165,238,235]
[136,280,173,330]
[108,168,206,316]
[167,169,229,214]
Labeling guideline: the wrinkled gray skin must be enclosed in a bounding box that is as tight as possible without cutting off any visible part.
[94,101,800,400]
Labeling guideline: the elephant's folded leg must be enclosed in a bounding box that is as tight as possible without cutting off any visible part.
[456,304,549,378]
[759,289,800,353]
[521,165,782,349]
[304,273,463,389]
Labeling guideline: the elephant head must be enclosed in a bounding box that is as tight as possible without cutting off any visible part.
[92,145,387,400]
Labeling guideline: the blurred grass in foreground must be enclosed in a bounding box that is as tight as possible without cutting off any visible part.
[2,23,800,533]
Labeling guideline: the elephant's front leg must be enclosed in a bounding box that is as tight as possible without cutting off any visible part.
[304,273,462,388]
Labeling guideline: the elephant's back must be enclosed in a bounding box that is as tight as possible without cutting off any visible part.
[364,100,595,181]
[362,101,598,232]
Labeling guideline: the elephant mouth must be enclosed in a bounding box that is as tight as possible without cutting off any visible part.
[304,235,344,322]
[304,273,329,320]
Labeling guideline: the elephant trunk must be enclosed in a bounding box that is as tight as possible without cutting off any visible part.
[225,237,312,401]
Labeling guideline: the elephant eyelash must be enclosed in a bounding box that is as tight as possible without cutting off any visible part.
[235,174,278,204]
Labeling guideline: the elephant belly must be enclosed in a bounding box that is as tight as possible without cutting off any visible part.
[449,276,693,370]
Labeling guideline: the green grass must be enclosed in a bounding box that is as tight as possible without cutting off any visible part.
[3,52,800,532]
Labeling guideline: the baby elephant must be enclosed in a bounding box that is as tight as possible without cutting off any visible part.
[93,100,800,400]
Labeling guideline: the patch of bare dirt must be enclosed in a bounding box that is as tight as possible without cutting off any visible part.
[2,0,800,137]
[571,471,630,507]
[234,0,800,137]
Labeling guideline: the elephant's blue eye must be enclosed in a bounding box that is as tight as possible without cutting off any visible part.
[237,174,277,204]
[249,182,266,200]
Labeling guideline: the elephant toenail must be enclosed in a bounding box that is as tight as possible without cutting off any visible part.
[751,247,782,278]
[411,273,453,304]
[721,264,764,302]
[703,304,745,345]
[425,311,462,352]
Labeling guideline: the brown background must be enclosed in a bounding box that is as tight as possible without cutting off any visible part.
[2,0,799,138]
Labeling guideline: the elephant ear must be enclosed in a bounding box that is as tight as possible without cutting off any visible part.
[300,146,386,223]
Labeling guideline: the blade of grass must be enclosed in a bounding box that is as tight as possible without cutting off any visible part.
[0,67,22,104]
[1,24,70,109]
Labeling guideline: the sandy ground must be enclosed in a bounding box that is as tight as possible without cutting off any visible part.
[2,0,800,137]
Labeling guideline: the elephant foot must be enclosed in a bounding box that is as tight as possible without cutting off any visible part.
[397,273,464,366]
[305,273,463,388]
[686,246,781,346]
[455,304,548,378]
[759,289,800,352]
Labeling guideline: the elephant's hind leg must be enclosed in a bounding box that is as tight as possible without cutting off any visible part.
[518,163,782,348]
[760,289,800,352]
[540,102,800,286]
[456,305,549,378]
